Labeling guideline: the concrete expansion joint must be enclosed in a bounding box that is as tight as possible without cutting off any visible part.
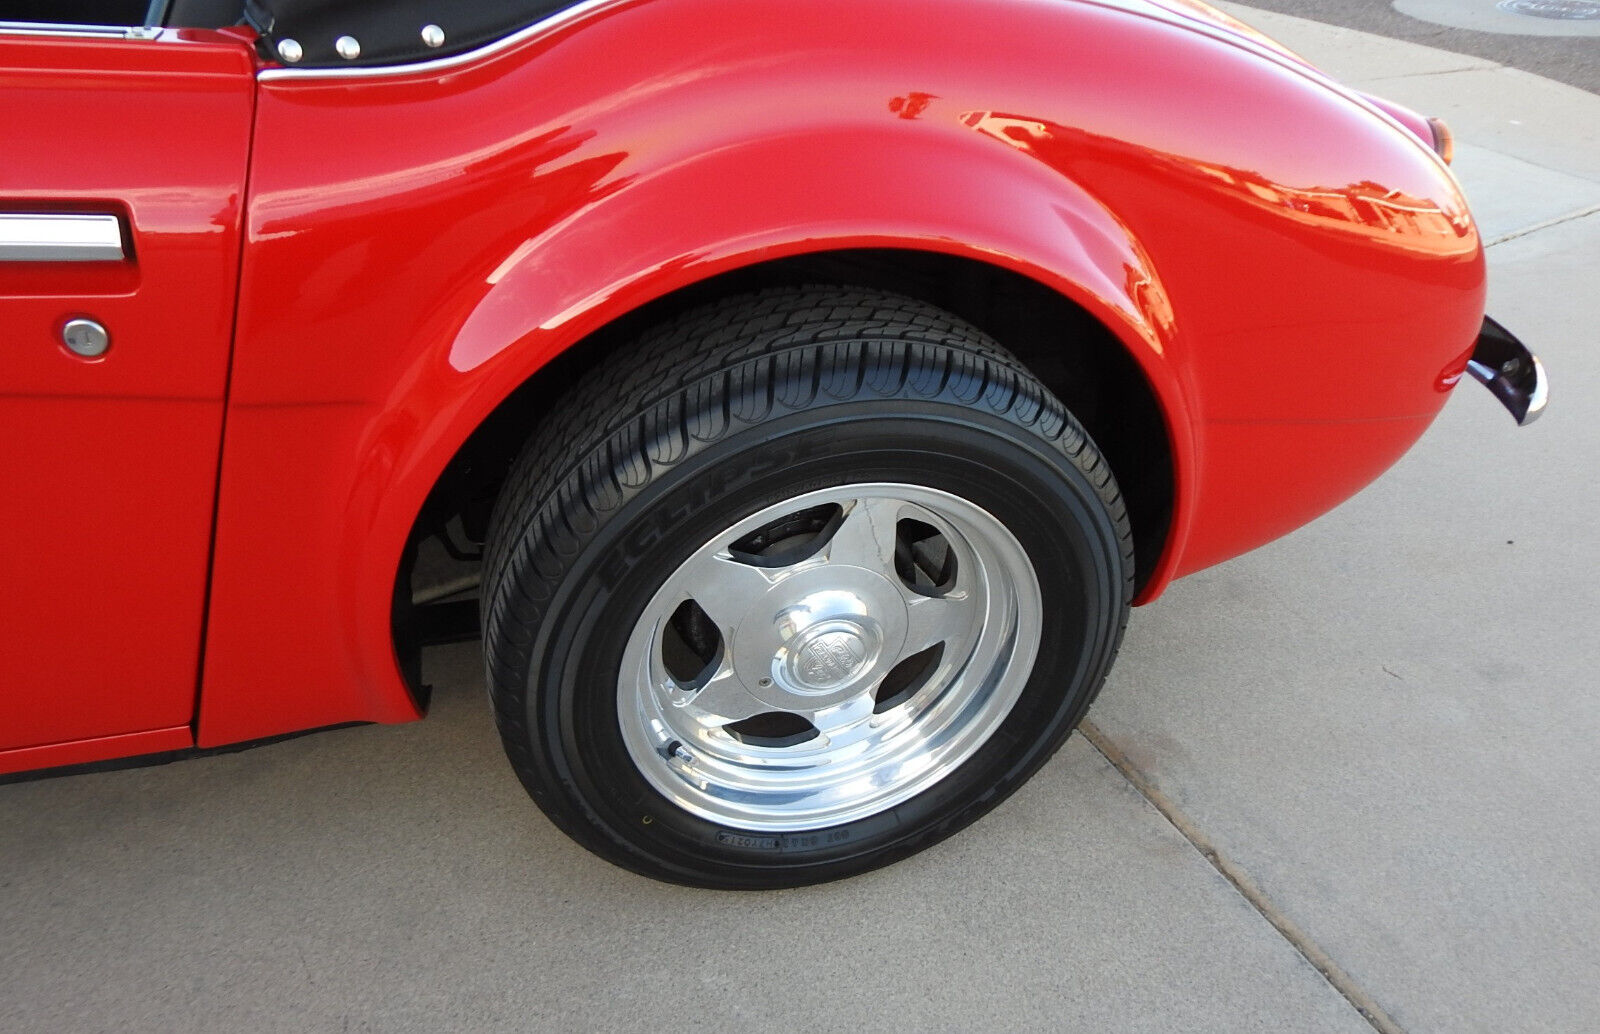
[1079,720,1409,1034]
[1368,64,1506,80]
[1486,202,1600,247]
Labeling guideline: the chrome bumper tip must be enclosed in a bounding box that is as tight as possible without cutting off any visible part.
[1466,316,1547,427]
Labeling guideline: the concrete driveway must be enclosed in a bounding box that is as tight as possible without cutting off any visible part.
[3,8,1596,1032]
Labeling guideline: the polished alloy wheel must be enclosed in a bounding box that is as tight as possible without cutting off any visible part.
[618,484,1042,831]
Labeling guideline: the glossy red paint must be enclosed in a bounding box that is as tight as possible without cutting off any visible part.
[197,0,1481,747]
[1,0,1486,768]
[0,30,253,766]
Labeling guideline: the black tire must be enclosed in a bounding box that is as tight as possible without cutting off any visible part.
[483,287,1132,889]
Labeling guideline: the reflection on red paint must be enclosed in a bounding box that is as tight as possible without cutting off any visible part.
[960,110,1471,255]
[889,92,937,119]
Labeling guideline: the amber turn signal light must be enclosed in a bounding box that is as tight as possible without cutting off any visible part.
[1427,116,1455,165]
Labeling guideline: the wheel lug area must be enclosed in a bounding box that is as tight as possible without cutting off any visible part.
[758,590,884,702]
[725,567,911,712]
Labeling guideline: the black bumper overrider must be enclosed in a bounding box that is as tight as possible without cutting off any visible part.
[1468,316,1547,426]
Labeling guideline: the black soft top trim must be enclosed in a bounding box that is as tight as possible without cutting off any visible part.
[246,0,582,69]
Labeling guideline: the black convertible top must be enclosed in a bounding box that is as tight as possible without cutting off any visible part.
[244,0,582,68]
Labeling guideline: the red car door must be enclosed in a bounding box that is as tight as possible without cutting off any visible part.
[0,22,254,769]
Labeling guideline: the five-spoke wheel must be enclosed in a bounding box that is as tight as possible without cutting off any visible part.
[619,484,1041,831]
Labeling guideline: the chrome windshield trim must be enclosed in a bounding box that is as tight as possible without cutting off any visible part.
[0,214,127,263]
[256,0,617,81]
[0,21,162,40]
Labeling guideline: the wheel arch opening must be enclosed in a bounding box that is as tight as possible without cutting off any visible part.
[392,249,1176,698]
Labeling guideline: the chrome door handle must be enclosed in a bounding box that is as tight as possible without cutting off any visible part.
[0,213,126,262]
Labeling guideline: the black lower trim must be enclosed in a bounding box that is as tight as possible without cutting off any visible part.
[0,722,368,787]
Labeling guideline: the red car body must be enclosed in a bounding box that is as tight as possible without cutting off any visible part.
[0,0,1508,777]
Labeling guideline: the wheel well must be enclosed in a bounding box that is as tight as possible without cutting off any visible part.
[393,249,1175,691]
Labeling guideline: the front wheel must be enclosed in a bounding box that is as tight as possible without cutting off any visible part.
[483,288,1132,888]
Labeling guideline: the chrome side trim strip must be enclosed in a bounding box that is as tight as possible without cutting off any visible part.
[0,214,127,262]
[0,21,162,40]
[256,0,617,81]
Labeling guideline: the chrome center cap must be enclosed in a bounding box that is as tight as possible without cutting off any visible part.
[790,624,871,691]
[774,614,876,697]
